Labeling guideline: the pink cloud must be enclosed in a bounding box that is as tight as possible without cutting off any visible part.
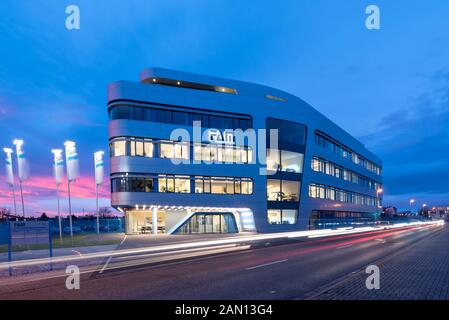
[0,174,112,217]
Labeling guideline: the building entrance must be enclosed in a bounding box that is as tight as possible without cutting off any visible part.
[175,212,238,234]
[125,210,166,234]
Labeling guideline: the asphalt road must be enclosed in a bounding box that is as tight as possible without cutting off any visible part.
[0,224,443,300]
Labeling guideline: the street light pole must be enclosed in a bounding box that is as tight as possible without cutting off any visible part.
[94,151,104,239]
[52,149,64,244]
[3,148,17,217]
[376,188,383,220]
[410,199,415,214]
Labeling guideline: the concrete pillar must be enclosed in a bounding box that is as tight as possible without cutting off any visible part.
[152,207,158,235]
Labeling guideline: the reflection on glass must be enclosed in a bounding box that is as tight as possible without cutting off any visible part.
[113,140,126,157]
[175,176,190,193]
[281,180,299,201]
[267,210,282,224]
[281,150,304,173]
[267,209,298,224]
[267,179,281,201]
[267,148,280,173]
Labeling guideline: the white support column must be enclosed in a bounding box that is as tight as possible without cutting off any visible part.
[152,207,158,235]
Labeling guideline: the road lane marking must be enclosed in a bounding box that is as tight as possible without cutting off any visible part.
[119,235,127,246]
[245,259,288,270]
[375,238,386,243]
[71,250,83,257]
[99,256,112,274]
[336,244,353,250]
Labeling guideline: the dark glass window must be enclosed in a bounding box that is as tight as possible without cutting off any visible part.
[210,116,225,129]
[201,114,210,127]
[173,111,189,125]
[152,109,165,122]
[134,107,143,121]
[142,108,152,121]
[223,117,233,129]
[164,110,173,123]
[113,106,132,120]
[109,106,251,130]
[281,121,306,145]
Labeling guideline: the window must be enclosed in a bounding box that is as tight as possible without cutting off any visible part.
[109,105,252,129]
[110,177,154,193]
[267,148,280,173]
[282,180,299,201]
[112,140,126,157]
[267,179,299,201]
[310,157,380,190]
[241,178,253,194]
[195,176,205,193]
[158,175,174,193]
[267,210,282,224]
[174,176,190,193]
[281,150,304,173]
[193,143,252,164]
[159,141,188,159]
[267,209,298,224]
[172,111,189,125]
[314,131,382,175]
[211,177,227,194]
[267,179,281,201]
[196,176,252,195]
[110,138,153,158]
[267,149,304,174]
[308,183,376,207]
[280,121,306,145]
[112,174,252,195]
[267,118,307,146]
[282,210,298,224]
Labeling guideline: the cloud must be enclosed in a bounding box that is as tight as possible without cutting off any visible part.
[359,70,449,205]
[0,174,111,217]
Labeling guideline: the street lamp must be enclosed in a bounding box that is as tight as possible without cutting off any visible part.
[409,199,415,214]
[3,148,17,217]
[376,188,383,216]
[51,149,64,244]
[94,151,104,237]
[13,139,28,219]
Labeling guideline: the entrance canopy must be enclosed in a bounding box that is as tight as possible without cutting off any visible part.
[124,206,255,235]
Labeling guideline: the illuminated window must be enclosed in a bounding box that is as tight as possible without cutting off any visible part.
[211,177,226,194]
[267,210,282,224]
[267,209,298,224]
[281,150,304,173]
[267,179,281,201]
[160,142,174,158]
[113,140,126,157]
[175,175,190,193]
[267,148,280,173]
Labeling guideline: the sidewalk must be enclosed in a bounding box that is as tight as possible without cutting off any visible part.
[118,232,256,250]
[310,225,449,300]
[0,244,119,263]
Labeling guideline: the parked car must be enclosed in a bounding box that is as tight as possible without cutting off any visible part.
[62,226,82,234]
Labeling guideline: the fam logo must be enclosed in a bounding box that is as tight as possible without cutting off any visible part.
[207,129,235,145]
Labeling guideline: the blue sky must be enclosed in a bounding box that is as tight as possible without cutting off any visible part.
[1,0,449,214]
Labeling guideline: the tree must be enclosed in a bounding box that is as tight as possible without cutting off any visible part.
[39,212,50,220]
[99,207,112,218]
[0,207,11,219]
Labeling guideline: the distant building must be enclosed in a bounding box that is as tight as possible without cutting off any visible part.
[430,206,449,220]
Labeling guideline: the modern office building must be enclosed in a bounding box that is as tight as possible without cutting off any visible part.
[108,68,383,235]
